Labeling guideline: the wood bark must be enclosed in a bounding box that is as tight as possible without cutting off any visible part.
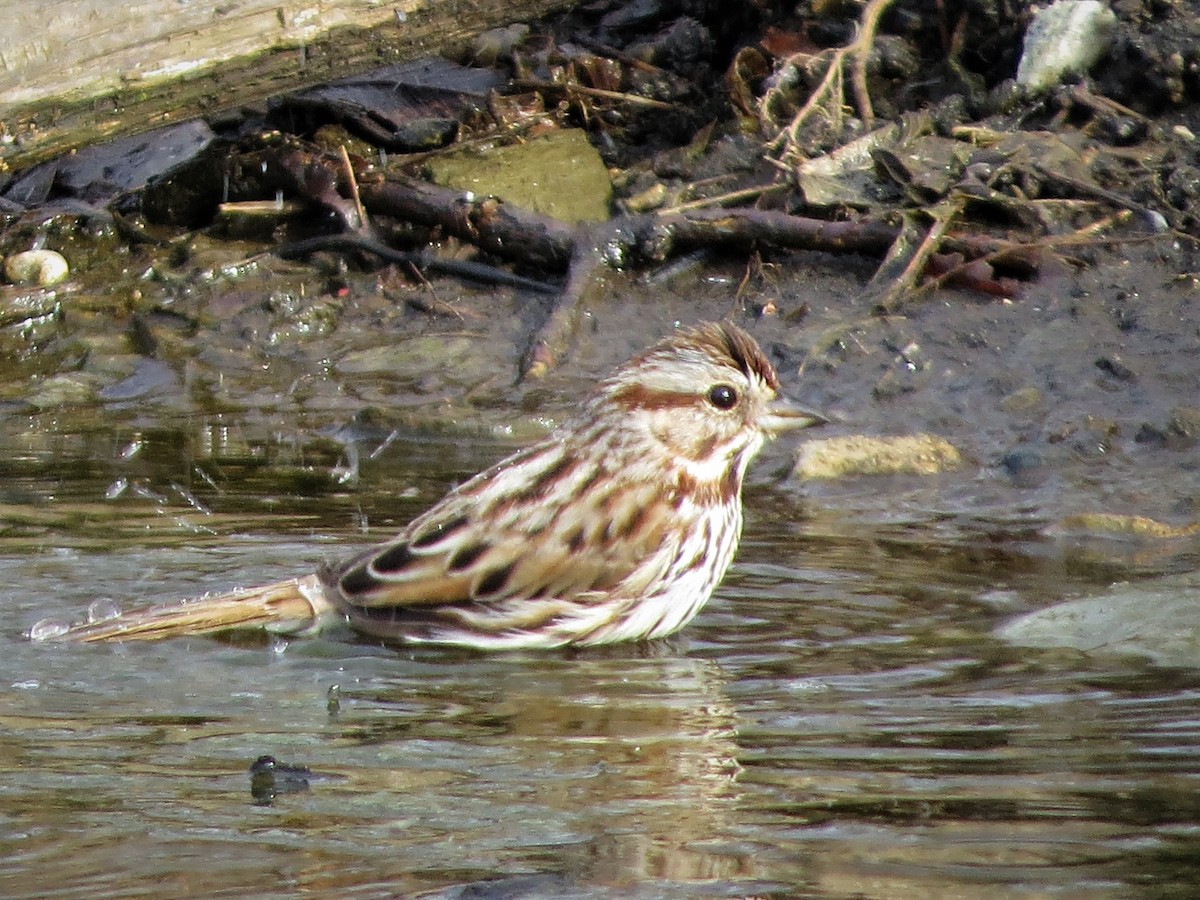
[0,0,575,171]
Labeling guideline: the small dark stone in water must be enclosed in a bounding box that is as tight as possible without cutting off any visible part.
[1095,355,1135,381]
[1001,448,1047,487]
[1135,422,1168,447]
[249,755,312,803]
[1001,449,1042,474]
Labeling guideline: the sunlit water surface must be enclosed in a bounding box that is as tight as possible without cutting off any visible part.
[2,426,1199,899]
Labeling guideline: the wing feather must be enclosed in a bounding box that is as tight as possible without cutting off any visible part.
[323,441,677,614]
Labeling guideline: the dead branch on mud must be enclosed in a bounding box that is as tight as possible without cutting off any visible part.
[763,0,899,164]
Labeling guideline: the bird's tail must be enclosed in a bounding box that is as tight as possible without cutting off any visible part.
[34,574,336,643]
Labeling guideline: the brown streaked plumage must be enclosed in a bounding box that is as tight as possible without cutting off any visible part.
[35,321,825,650]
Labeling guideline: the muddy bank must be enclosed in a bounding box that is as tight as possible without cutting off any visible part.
[1,0,1199,543]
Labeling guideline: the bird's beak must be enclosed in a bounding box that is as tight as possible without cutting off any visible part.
[761,396,828,436]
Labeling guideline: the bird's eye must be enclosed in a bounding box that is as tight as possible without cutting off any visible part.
[707,384,738,410]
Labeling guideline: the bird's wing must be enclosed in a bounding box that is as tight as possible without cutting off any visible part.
[325,446,677,611]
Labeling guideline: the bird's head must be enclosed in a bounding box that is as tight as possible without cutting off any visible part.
[600,321,825,474]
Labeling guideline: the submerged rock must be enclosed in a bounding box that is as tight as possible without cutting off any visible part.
[997,572,1200,668]
[793,433,966,480]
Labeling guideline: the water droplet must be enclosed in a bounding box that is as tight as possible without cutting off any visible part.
[369,429,400,460]
[333,443,360,485]
[131,481,167,504]
[171,483,211,515]
[270,636,289,657]
[105,477,129,500]
[87,597,122,624]
[326,684,341,715]
[29,618,71,642]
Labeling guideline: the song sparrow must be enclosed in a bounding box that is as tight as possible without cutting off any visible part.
[38,321,824,649]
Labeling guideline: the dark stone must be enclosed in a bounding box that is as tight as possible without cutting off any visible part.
[1095,355,1135,381]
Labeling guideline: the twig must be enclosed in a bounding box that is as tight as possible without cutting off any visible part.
[521,238,609,380]
[1068,84,1151,123]
[766,0,899,159]
[278,234,558,294]
[520,209,912,379]
[510,77,676,109]
[850,0,898,123]
[573,37,674,76]
[872,197,965,311]
[656,182,789,215]
[337,145,368,230]
[1030,163,1169,232]
[909,212,1155,301]
[765,52,845,154]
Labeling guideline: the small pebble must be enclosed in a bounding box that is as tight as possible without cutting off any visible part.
[1095,355,1135,381]
[1001,448,1048,488]
[1001,448,1044,476]
[5,249,69,286]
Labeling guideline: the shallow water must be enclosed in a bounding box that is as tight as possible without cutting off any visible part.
[3,422,1200,899]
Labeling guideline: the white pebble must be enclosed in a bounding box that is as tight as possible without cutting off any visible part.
[5,249,70,286]
[1016,0,1118,93]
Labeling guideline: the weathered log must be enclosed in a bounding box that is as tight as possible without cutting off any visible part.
[0,0,575,171]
